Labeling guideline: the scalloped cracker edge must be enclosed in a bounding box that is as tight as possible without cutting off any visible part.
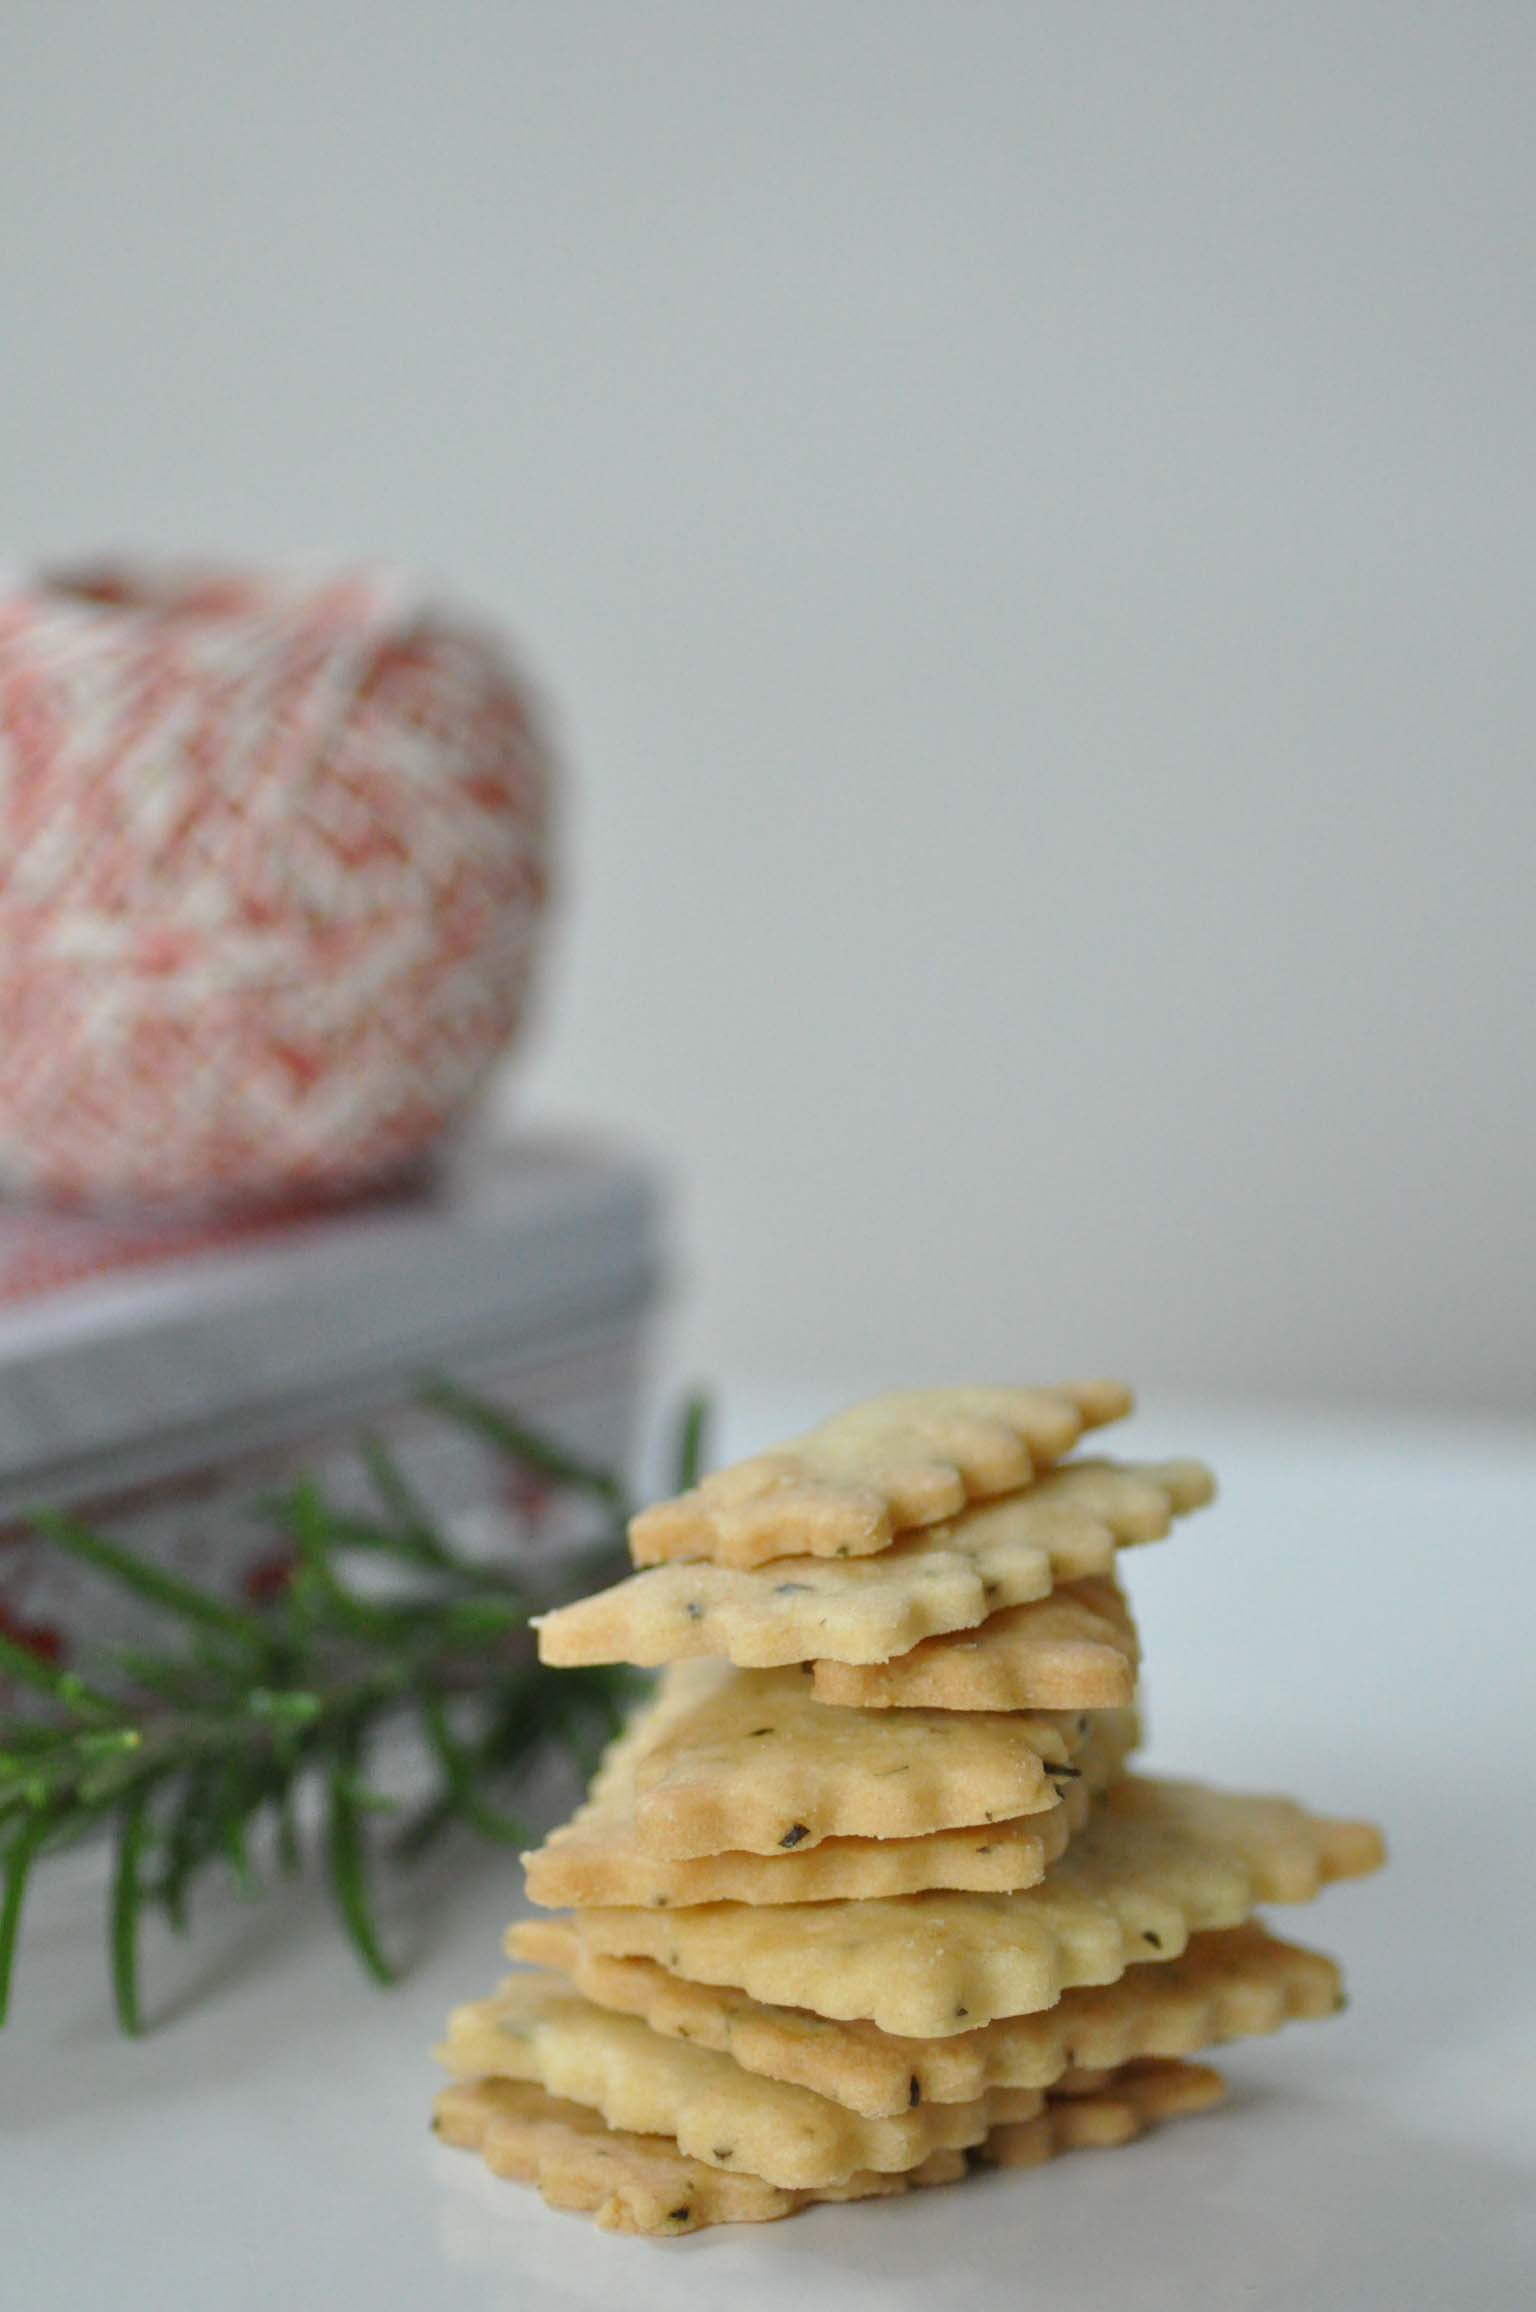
[555,1774,1385,2038]
[809,1572,1140,1712]
[436,1967,1046,2189]
[629,1382,1136,1568]
[431,2056,1222,2233]
[623,1661,1134,1859]
[538,1460,1205,1673]
[507,1918,1342,2118]
[521,1706,1135,1908]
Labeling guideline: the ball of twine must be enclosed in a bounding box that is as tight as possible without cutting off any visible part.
[0,563,555,1208]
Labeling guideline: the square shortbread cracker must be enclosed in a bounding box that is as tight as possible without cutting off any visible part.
[553,1776,1384,2038]
[629,1383,1137,1567]
[431,2057,1223,2233]
[507,1918,1342,2118]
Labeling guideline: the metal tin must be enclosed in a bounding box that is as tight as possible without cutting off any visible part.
[0,1134,663,1683]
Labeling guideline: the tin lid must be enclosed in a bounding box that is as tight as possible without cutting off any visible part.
[0,1133,664,1509]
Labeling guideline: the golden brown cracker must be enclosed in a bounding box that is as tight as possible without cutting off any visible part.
[629,1382,1135,1567]
[535,1527,1052,1672]
[431,2056,1220,2234]
[537,1459,1200,1674]
[809,1575,1140,1711]
[1102,1776,1386,1896]
[981,2055,1225,2166]
[521,1710,1134,1909]
[509,1917,1341,2118]
[555,1774,1383,2038]
[625,1661,1120,1858]
[436,1969,1044,2188]
[433,2073,970,2231]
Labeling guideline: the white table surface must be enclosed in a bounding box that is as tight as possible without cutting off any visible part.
[4,1389,1534,2310]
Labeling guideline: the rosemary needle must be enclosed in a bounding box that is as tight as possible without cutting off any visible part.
[0,1382,677,2034]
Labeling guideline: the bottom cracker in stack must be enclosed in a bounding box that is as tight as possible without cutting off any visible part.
[434,2057,1226,2235]
[430,1384,1387,2235]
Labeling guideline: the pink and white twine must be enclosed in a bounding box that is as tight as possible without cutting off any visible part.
[0,565,555,1207]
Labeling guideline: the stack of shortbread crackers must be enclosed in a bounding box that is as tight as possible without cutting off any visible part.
[433,1383,1385,2235]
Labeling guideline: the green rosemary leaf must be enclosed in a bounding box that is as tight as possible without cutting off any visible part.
[273,1783,303,1878]
[28,1795,118,1859]
[325,1746,396,1986]
[29,1509,269,1651]
[420,1379,629,1515]
[110,1791,153,2035]
[221,1803,259,1897]
[271,1503,397,1552]
[105,1647,223,1707]
[332,1772,401,1818]
[246,1687,323,1731]
[542,1678,617,1786]
[285,1482,410,1640]
[417,1687,527,1845]
[0,1630,117,1720]
[391,1790,454,1862]
[540,1534,630,1607]
[184,1636,266,1694]
[0,1390,664,2033]
[358,1432,458,1569]
[267,1487,458,1578]
[475,1668,545,1753]
[430,1595,528,1648]
[155,1764,216,1932]
[673,1392,712,1490]
[0,1807,51,2024]
[588,1663,646,1740]
[75,1729,153,1810]
[393,1668,545,1860]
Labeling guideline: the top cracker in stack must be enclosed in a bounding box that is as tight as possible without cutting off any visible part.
[432,1383,1385,2235]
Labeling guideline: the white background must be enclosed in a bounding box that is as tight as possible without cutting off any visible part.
[2,1,1534,1409]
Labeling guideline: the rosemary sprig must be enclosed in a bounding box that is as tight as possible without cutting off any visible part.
[672,1390,711,1493]
[417,1379,629,1514]
[0,1385,696,2035]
